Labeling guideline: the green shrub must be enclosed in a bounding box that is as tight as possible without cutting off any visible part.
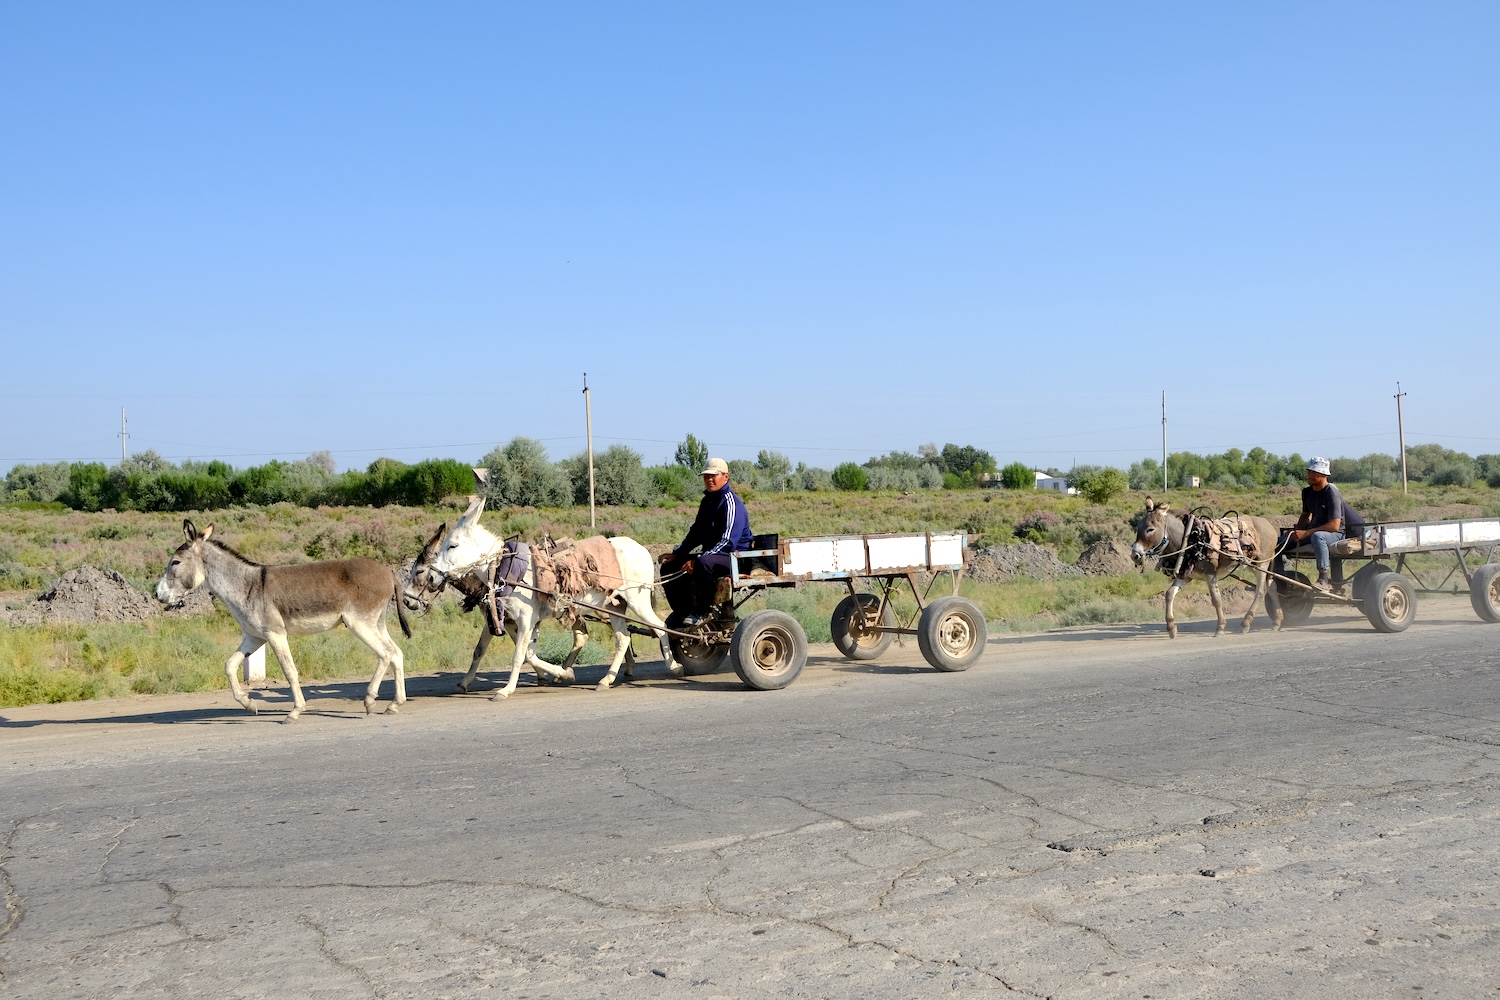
[831,463,868,491]
[1000,462,1034,489]
[1072,467,1129,504]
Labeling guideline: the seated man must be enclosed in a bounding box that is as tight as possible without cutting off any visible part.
[658,457,754,620]
[1274,456,1366,592]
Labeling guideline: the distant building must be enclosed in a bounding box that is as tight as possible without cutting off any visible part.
[1035,471,1076,495]
[1185,475,1201,488]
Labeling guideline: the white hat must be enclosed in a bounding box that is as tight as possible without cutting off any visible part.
[701,457,729,476]
[1307,457,1331,476]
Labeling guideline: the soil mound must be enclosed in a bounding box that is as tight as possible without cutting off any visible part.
[968,543,1081,583]
[9,566,158,626]
[1075,539,1139,576]
[6,566,214,626]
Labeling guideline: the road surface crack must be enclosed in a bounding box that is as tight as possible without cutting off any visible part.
[97,808,141,880]
[298,913,386,997]
[0,817,26,980]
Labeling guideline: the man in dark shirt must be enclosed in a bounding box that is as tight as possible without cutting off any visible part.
[659,457,754,619]
[1274,456,1366,592]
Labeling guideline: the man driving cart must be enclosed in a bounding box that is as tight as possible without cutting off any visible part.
[658,457,754,624]
[1274,456,1366,593]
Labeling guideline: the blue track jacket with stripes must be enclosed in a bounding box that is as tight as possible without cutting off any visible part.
[675,485,753,557]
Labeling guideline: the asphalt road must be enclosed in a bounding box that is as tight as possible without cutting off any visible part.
[3,596,1498,998]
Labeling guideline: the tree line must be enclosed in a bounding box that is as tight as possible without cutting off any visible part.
[3,438,1495,512]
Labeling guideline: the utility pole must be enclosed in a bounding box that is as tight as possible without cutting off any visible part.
[1161,391,1168,493]
[583,373,596,529]
[1395,383,1408,495]
[119,408,128,463]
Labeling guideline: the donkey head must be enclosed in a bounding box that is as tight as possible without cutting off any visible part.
[156,519,213,606]
[1130,497,1174,569]
[429,496,503,582]
[402,522,449,611]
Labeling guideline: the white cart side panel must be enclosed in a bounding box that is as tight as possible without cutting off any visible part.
[1381,525,1417,550]
[781,538,838,577]
[1462,520,1500,543]
[929,532,964,568]
[832,537,869,573]
[867,534,928,572]
[1419,523,1461,546]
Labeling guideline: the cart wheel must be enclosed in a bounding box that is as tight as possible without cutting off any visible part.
[731,610,808,690]
[1469,563,1500,623]
[830,594,895,661]
[916,597,987,672]
[666,611,729,676]
[1363,572,1416,633]
[1268,572,1315,627]
[1349,562,1392,605]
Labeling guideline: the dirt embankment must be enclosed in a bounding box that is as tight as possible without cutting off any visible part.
[4,566,214,626]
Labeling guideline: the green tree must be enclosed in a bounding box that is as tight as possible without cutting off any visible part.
[1000,461,1034,489]
[674,434,709,471]
[1072,467,1129,504]
[831,462,868,491]
[480,437,573,508]
[755,450,793,491]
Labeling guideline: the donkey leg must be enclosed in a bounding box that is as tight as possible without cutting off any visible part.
[1261,565,1284,631]
[493,612,533,701]
[596,623,633,691]
[1164,580,1184,638]
[1241,566,1264,633]
[349,617,405,715]
[554,620,589,675]
[224,636,261,714]
[458,628,494,693]
[263,632,306,722]
[1207,575,1226,636]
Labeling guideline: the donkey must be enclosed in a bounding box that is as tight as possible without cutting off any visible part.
[156,520,412,720]
[1131,497,1282,638]
[402,523,635,693]
[421,497,678,700]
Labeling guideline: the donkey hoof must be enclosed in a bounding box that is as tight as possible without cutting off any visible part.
[384,703,400,715]
[594,680,613,692]
[285,711,301,724]
[455,683,470,694]
[1214,628,1225,637]
[490,690,510,702]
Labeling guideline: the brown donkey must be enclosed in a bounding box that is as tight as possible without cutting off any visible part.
[156,520,412,720]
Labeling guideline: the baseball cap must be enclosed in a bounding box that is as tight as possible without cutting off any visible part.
[701,457,730,476]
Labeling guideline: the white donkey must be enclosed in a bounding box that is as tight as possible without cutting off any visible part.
[156,520,411,720]
[427,497,678,699]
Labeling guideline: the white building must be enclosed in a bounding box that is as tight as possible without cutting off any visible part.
[1035,471,1076,494]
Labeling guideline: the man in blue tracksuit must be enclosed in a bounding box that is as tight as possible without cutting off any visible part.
[659,457,753,618]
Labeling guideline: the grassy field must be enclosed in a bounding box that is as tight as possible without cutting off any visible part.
[3,482,1496,708]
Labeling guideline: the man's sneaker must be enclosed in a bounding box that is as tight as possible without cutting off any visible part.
[1313,576,1333,593]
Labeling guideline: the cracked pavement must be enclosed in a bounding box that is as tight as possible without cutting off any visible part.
[2,595,1498,997]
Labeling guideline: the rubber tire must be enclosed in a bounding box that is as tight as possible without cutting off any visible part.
[1469,563,1500,623]
[731,610,809,691]
[1349,562,1392,606]
[665,611,729,676]
[1268,571,1315,627]
[916,596,987,672]
[1363,572,1416,633]
[830,594,896,661]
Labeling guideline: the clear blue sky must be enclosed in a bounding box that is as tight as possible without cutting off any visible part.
[3,2,1496,475]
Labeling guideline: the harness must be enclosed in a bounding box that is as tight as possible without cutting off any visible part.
[482,540,530,636]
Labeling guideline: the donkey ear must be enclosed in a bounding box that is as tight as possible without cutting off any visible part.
[463,496,487,522]
[202,524,215,540]
[1144,497,1155,512]
[183,519,197,541]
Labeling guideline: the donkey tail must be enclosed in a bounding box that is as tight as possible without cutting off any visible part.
[394,579,413,638]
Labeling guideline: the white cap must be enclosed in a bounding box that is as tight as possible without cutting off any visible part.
[1307,457,1331,475]
[701,457,729,476]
